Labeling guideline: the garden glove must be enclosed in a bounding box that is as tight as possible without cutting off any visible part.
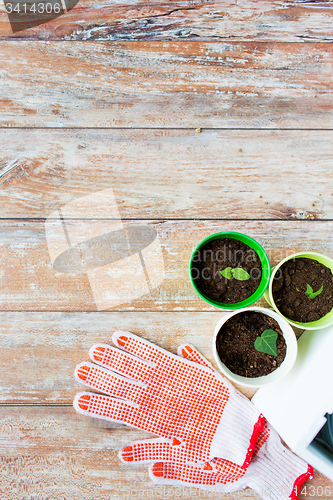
[74,331,264,467]
[147,422,313,500]
[121,344,313,500]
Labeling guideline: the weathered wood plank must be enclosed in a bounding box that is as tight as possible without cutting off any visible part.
[0,310,260,403]
[0,129,332,220]
[1,0,333,42]
[0,406,328,499]
[0,312,324,495]
[0,220,333,311]
[1,41,333,128]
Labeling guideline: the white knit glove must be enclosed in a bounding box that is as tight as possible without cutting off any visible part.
[120,344,313,500]
[74,331,264,467]
[146,420,313,500]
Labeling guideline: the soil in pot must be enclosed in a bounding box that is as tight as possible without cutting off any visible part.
[272,257,333,323]
[191,238,262,304]
[216,311,286,378]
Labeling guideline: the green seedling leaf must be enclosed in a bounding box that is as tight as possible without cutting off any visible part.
[220,267,251,281]
[220,267,232,279]
[232,268,251,281]
[312,285,324,298]
[296,287,300,292]
[254,329,278,357]
[305,284,323,299]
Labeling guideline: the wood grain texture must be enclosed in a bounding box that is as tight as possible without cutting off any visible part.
[1,0,333,41]
[1,219,333,311]
[0,316,324,498]
[1,41,333,128]
[4,405,318,500]
[0,310,259,403]
[0,406,211,500]
[0,406,329,500]
[1,3,332,496]
[0,398,329,500]
[0,129,332,220]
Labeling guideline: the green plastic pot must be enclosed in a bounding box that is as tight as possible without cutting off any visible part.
[264,252,333,330]
[189,231,271,310]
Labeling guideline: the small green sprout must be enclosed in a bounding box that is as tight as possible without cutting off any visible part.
[305,284,323,299]
[254,329,278,357]
[220,267,250,281]
[220,267,232,279]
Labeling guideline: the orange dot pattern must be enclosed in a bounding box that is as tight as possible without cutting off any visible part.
[152,459,246,486]
[150,421,271,486]
[91,345,154,384]
[179,344,212,369]
[75,331,246,464]
[253,420,270,455]
[147,344,270,485]
[122,440,184,463]
[76,363,142,404]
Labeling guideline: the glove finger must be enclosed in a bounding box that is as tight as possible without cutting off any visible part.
[73,391,139,425]
[120,438,184,464]
[253,419,270,455]
[207,457,246,479]
[177,344,214,371]
[75,362,144,403]
[112,330,176,365]
[148,462,219,486]
[149,461,244,487]
[89,343,154,384]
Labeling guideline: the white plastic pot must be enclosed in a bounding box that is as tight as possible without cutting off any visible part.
[212,306,298,388]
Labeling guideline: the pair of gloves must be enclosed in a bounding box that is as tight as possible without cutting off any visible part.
[73,331,313,500]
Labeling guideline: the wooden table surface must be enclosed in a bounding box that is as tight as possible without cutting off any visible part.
[1,2,333,499]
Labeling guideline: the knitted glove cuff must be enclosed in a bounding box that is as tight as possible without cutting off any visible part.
[210,392,265,467]
[247,433,313,500]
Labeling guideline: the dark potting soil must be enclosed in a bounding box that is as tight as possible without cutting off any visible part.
[216,311,286,378]
[191,238,262,304]
[272,257,333,323]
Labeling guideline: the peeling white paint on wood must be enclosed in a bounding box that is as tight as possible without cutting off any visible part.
[0,129,332,219]
[0,406,261,500]
[0,9,332,496]
[1,0,333,41]
[0,310,258,402]
[0,219,333,311]
[1,42,333,127]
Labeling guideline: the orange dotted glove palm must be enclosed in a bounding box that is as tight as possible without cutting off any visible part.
[74,331,264,467]
[147,424,313,500]
[120,344,313,500]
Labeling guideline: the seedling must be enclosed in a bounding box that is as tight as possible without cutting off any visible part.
[254,329,278,357]
[220,267,250,281]
[305,284,323,299]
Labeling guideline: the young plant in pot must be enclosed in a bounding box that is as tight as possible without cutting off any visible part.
[265,252,333,330]
[189,232,270,310]
[212,307,297,388]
